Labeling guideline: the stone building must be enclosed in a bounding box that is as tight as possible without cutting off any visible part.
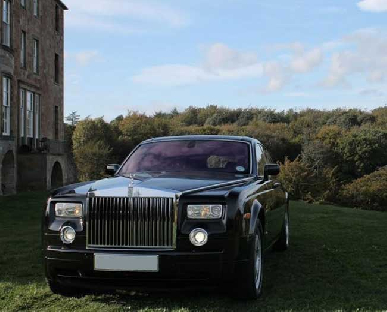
[0,0,69,195]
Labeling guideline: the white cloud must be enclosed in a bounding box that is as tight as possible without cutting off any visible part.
[368,70,385,82]
[262,61,288,92]
[74,51,100,66]
[133,30,387,93]
[133,42,326,91]
[65,0,189,33]
[290,48,324,73]
[133,44,264,86]
[260,43,323,92]
[203,43,258,70]
[357,0,387,12]
[322,29,387,88]
[322,52,355,88]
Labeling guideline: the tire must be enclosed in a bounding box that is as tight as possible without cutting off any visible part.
[273,209,289,252]
[235,221,264,300]
[47,279,86,297]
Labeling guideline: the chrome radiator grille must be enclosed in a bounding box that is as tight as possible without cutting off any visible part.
[87,197,176,249]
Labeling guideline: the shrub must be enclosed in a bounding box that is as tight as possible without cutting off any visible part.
[74,141,112,182]
[340,167,387,211]
[337,128,387,177]
[279,157,339,203]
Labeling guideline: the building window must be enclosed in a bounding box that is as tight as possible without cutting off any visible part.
[55,53,59,83]
[55,4,60,32]
[21,31,26,68]
[2,76,11,136]
[34,94,40,139]
[26,91,34,138]
[33,0,39,17]
[21,0,26,8]
[20,89,25,138]
[33,39,39,74]
[54,106,59,140]
[22,89,40,139]
[2,0,11,47]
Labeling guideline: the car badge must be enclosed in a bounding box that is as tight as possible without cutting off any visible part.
[128,174,135,197]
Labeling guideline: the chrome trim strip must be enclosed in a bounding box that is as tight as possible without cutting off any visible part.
[178,177,256,197]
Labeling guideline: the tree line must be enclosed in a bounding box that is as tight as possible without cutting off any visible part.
[65,105,387,211]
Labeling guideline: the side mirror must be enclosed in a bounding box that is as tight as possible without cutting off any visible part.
[264,164,280,180]
[106,164,120,176]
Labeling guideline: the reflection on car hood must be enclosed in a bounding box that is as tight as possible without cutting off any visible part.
[53,172,253,197]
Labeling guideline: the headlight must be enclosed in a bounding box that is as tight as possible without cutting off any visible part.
[55,203,83,218]
[189,228,208,247]
[187,204,223,219]
[60,226,76,244]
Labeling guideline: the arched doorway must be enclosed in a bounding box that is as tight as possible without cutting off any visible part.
[1,151,15,195]
[51,162,63,189]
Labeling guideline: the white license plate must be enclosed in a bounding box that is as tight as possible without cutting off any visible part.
[94,254,159,272]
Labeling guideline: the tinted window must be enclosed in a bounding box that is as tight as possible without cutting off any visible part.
[120,140,250,175]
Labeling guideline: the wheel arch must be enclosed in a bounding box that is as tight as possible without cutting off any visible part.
[249,199,265,235]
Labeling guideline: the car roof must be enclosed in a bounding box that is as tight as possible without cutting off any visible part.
[143,135,259,144]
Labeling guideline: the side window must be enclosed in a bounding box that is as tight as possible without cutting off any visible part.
[256,144,266,176]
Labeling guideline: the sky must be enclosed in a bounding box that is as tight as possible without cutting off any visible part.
[63,0,387,121]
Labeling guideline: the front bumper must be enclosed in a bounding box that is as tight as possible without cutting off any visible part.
[44,247,250,291]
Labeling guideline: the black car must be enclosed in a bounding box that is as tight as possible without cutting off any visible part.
[43,135,289,299]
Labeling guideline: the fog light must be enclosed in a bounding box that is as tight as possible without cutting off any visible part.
[60,226,76,244]
[189,228,208,247]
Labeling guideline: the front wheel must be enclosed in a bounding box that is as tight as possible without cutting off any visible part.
[235,221,264,299]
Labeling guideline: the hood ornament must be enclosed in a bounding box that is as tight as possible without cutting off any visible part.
[128,174,135,197]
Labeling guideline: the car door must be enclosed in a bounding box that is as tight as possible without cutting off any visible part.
[256,145,287,247]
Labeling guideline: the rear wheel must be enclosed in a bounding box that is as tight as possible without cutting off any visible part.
[235,221,264,299]
[273,209,289,251]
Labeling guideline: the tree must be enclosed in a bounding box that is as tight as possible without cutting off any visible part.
[338,128,387,178]
[65,111,80,126]
[72,117,115,181]
[119,112,160,147]
[72,117,114,151]
[74,141,112,181]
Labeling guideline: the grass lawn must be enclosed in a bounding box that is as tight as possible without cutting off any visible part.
[0,193,387,311]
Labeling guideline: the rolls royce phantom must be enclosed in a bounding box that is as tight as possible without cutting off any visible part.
[43,135,289,299]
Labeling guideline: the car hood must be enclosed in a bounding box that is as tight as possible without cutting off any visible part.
[53,172,253,198]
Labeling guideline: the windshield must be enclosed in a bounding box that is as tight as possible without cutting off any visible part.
[119,140,250,175]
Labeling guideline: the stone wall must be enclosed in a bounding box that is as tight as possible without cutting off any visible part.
[0,0,68,195]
